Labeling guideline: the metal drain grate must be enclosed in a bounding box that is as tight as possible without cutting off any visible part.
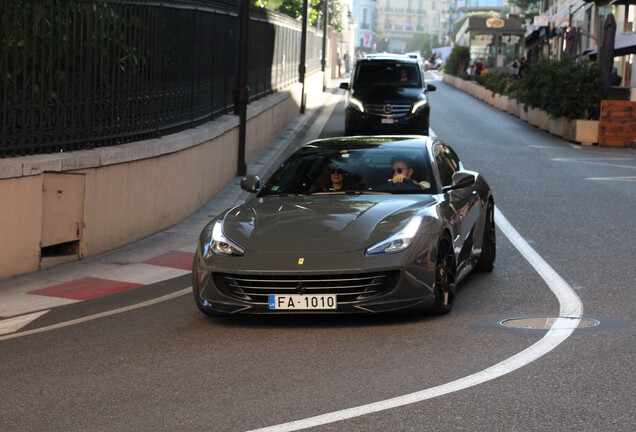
[499,317,600,330]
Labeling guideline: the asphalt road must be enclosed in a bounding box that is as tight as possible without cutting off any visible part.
[1,74,634,431]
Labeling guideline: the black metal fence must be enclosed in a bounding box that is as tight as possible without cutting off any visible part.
[0,0,324,157]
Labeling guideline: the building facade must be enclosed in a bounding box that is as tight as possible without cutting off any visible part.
[375,0,442,53]
[352,0,377,54]
[525,0,634,88]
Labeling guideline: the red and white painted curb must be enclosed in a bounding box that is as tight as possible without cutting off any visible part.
[0,250,193,335]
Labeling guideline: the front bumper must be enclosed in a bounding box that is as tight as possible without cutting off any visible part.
[345,107,430,135]
[192,246,437,314]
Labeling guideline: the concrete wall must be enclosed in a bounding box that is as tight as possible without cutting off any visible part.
[0,73,324,280]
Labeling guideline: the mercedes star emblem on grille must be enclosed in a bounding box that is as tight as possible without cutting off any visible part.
[383,104,393,114]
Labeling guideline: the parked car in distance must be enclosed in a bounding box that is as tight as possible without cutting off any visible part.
[192,136,495,317]
[340,54,436,136]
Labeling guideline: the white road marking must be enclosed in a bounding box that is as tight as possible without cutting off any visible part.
[0,293,78,318]
[246,207,583,432]
[92,263,190,285]
[0,288,190,341]
[551,158,636,170]
[585,176,636,182]
[0,310,49,335]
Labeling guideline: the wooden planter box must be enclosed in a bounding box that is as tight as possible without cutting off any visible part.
[484,91,495,106]
[538,111,551,131]
[563,119,599,145]
[499,95,509,111]
[443,74,457,86]
[507,98,519,116]
[475,86,485,101]
[468,82,479,97]
[519,105,528,121]
[528,108,541,126]
[495,94,509,111]
[549,117,566,137]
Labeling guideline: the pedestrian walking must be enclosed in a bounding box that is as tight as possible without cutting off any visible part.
[474,58,484,75]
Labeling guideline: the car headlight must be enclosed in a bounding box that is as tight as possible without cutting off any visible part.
[203,220,245,258]
[411,98,428,113]
[348,97,364,112]
[366,216,423,255]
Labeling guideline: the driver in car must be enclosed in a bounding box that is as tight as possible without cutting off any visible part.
[388,156,430,190]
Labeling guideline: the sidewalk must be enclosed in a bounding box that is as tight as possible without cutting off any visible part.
[0,86,343,331]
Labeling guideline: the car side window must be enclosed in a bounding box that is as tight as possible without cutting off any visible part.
[434,144,460,187]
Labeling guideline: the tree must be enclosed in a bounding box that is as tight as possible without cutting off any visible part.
[406,34,439,58]
[375,27,389,52]
[509,0,539,12]
[251,0,344,33]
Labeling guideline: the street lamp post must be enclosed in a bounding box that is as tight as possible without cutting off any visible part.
[321,0,329,91]
[235,0,250,176]
[299,0,308,113]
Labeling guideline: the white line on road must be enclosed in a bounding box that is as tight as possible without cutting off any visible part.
[246,207,583,432]
[0,288,190,341]
[0,310,49,335]
[551,158,636,170]
[585,176,636,182]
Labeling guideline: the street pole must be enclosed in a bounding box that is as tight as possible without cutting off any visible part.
[321,0,328,91]
[235,0,250,176]
[299,0,308,113]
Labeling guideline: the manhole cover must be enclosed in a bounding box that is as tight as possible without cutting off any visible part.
[500,316,600,330]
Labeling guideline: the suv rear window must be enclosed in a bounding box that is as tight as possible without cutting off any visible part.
[354,62,422,88]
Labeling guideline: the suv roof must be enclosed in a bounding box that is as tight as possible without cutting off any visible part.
[362,53,418,62]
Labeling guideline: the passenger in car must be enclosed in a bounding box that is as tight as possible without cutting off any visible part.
[311,162,346,192]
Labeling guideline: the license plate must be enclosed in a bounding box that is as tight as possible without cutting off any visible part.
[268,294,337,310]
[381,118,394,124]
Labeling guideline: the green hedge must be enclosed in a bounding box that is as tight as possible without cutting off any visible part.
[449,49,603,120]
[518,56,602,120]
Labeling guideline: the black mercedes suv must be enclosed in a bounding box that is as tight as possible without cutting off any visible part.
[339,54,436,136]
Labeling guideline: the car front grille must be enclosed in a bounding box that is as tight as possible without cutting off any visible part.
[366,104,411,118]
[214,271,398,304]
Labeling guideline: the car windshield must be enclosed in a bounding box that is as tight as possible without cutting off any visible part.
[259,142,437,197]
[354,62,422,88]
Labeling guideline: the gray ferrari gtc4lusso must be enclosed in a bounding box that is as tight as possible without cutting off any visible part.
[192,136,495,316]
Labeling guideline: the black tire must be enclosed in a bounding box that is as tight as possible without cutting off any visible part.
[475,200,496,272]
[430,233,457,315]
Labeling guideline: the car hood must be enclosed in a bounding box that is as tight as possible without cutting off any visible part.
[351,86,425,103]
[221,195,437,253]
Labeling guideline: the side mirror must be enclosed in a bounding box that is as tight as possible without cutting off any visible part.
[240,175,261,193]
[339,82,350,90]
[443,172,475,192]
[426,84,436,92]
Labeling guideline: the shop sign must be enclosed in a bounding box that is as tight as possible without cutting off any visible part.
[486,18,505,28]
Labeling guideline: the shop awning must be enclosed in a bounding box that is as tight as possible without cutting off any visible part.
[583,31,636,59]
